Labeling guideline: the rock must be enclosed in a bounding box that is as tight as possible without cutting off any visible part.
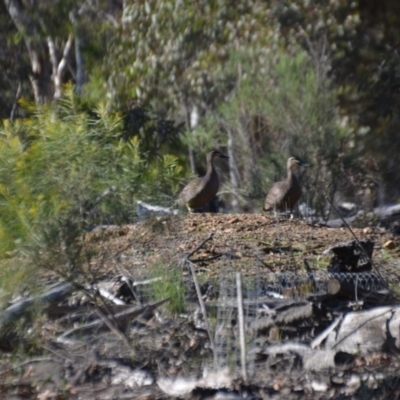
[383,240,396,249]
[111,367,153,388]
[326,306,400,354]
[311,380,328,392]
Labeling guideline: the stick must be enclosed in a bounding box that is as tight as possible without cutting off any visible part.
[105,245,142,305]
[186,232,214,260]
[58,298,169,340]
[303,259,317,292]
[310,314,343,349]
[185,233,218,364]
[184,233,216,363]
[188,260,217,364]
[236,272,247,382]
[0,282,73,330]
[94,304,133,352]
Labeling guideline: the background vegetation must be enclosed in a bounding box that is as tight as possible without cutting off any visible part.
[1,0,400,293]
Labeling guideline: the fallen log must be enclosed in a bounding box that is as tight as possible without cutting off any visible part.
[249,342,339,371]
[326,277,391,302]
[326,305,400,354]
[0,282,74,330]
[0,282,74,350]
[251,300,313,333]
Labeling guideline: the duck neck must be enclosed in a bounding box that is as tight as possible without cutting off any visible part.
[287,167,297,183]
[205,157,216,178]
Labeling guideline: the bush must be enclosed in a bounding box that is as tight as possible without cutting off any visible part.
[0,89,183,293]
[202,46,349,216]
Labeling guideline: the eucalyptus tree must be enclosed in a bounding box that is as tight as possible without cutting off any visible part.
[108,0,274,172]
[3,0,120,105]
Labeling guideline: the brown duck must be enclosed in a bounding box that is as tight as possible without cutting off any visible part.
[263,156,309,218]
[178,150,229,212]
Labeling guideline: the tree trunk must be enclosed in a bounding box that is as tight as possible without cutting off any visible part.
[227,129,241,210]
[5,0,54,103]
[183,101,197,174]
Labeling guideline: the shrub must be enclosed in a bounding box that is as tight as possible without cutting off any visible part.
[0,89,183,293]
[202,46,349,216]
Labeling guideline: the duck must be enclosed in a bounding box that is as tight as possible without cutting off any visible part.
[263,156,309,219]
[177,150,229,212]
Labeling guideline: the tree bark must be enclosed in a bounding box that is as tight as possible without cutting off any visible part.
[5,0,54,103]
[70,8,85,94]
[183,101,197,174]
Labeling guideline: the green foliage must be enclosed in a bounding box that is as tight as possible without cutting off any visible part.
[1,0,400,209]
[256,50,344,216]
[202,46,348,214]
[0,90,183,288]
[122,104,186,160]
[105,0,400,207]
[144,154,183,200]
[150,262,185,315]
[108,0,275,112]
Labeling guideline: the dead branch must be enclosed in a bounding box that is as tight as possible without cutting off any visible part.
[251,342,337,371]
[236,272,247,382]
[58,297,170,340]
[185,232,214,261]
[94,304,133,352]
[184,233,217,363]
[0,356,55,377]
[326,306,400,353]
[311,315,343,349]
[251,300,313,332]
[0,282,74,332]
[187,259,217,362]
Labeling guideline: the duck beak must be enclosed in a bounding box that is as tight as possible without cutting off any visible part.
[300,161,310,167]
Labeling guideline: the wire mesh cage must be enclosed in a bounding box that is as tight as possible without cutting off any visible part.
[211,266,393,376]
[258,270,388,298]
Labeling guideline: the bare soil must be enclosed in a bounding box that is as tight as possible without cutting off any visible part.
[92,213,400,278]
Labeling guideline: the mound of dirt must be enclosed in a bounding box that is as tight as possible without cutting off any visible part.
[91,213,400,279]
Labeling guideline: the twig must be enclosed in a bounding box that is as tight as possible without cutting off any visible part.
[236,272,247,382]
[186,232,214,260]
[310,314,343,349]
[187,259,216,363]
[354,275,359,303]
[303,259,317,292]
[256,254,275,272]
[326,197,386,285]
[58,298,169,340]
[87,285,128,332]
[189,254,222,263]
[105,240,142,305]
[41,344,74,361]
[185,233,216,364]
[94,304,133,351]
[10,81,21,122]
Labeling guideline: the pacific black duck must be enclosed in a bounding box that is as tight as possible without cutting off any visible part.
[263,156,308,218]
[177,150,229,212]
